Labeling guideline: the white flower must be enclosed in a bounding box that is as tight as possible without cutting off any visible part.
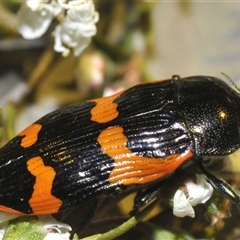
[0,215,71,240]
[53,1,99,56]
[44,232,71,240]
[173,174,213,218]
[17,0,62,39]
[17,0,99,56]
[40,215,72,240]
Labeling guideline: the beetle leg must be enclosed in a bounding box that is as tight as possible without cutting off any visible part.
[196,157,240,204]
[133,178,169,212]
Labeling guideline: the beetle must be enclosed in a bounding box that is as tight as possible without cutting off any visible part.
[0,75,239,216]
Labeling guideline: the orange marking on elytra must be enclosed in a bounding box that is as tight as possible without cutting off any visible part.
[97,127,193,185]
[90,91,123,123]
[18,124,42,148]
[0,205,25,215]
[27,156,62,215]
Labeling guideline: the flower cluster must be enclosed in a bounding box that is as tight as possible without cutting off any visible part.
[17,0,99,56]
[173,174,214,218]
[0,215,72,240]
[41,216,72,240]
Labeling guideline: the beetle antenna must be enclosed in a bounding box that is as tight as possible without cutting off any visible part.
[221,72,240,93]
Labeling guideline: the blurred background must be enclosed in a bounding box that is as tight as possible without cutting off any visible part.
[1,2,240,131]
[1,1,240,239]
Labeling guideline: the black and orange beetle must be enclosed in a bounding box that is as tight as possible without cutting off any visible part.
[0,75,240,217]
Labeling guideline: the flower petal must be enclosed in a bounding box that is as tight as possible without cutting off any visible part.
[17,2,53,39]
[187,174,213,206]
[39,215,72,233]
[173,189,195,218]
[43,232,70,240]
[173,174,214,218]
[53,1,99,56]
[17,1,62,39]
